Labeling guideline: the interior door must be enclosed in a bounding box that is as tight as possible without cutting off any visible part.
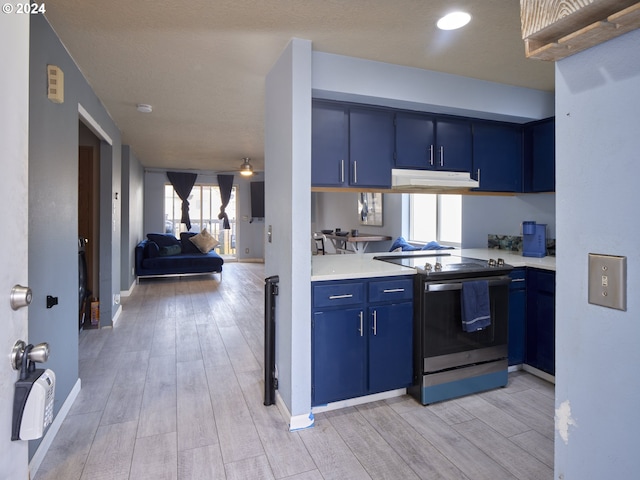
[0,13,30,478]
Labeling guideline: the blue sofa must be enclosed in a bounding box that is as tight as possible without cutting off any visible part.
[135,232,224,282]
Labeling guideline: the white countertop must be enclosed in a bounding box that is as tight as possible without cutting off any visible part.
[311,248,555,281]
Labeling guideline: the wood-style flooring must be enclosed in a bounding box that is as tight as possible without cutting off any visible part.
[35,262,554,480]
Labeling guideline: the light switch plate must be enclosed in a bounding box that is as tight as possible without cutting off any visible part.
[588,253,626,311]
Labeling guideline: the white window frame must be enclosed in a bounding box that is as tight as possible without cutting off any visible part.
[409,193,461,248]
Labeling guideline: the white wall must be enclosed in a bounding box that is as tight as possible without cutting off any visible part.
[265,39,312,420]
[312,52,554,123]
[555,29,640,478]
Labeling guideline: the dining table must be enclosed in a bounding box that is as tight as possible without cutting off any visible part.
[324,232,392,254]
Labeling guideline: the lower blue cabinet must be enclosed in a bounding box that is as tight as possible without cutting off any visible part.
[508,268,526,366]
[312,276,413,406]
[526,268,556,375]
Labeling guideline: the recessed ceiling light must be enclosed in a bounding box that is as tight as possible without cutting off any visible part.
[437,11,471,30]
[136,103,153,113]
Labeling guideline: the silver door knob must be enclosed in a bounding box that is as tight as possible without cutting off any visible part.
[10,285,32,310]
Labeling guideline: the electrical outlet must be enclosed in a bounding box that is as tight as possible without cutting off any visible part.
[245,248,250,254]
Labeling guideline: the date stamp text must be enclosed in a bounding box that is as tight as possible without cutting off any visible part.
[2,3,46,14]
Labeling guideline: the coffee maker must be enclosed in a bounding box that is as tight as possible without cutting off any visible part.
[522,221,547,257]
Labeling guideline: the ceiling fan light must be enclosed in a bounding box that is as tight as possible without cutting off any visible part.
[437,11,471,30]
[240,157,253,176]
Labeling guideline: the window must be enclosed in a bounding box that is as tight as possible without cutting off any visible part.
[165,184,237,256]
[409,194,461,246]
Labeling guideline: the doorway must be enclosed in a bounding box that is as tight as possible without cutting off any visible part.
[78,121,100,329]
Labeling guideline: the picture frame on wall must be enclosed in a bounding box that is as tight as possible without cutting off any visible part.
[358,192,383,226]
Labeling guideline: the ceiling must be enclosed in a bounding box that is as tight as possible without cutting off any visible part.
[44,0,554,174]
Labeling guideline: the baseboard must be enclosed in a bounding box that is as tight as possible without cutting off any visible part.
[238,258,264,263]
[111,304,123,327]
[29,378,81,478]
[120,281,136,297]
[274,391,315,432]
[311,388,407,414]
[522,364,556,384]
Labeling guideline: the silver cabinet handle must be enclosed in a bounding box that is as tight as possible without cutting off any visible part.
[440,146,444,166]
[372,310,377,336]
[382,288,405,293]
[353,160,358,184]
[511,278,526,283]
[477,168,481,185]
[358,311,363,337]
[340,159,344,183]
[328,294,353,300]
[429,145,434,166]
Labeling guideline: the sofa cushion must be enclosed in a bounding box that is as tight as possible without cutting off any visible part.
[180,232,201,254]
[189,228,219,254]
[147,233,180,248]
[159,244,182,256]
[145,241,160,258]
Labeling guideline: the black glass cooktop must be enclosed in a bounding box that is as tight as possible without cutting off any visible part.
[373,253,512,278]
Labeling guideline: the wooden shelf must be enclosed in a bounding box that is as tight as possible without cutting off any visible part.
[521,1,640,61]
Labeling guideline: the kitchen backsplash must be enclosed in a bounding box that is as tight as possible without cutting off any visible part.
[488,234,556,256]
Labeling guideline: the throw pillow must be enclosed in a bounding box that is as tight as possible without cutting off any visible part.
[180,232,202,254]
[189,228,220,254]
[144,241,160,258]
[159,244,182,256]
[389,236,420,252]
[147,233,180,248]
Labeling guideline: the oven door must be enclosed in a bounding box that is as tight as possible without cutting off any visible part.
[418,274,510,373]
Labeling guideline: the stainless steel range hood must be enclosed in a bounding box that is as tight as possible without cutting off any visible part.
[391,169,479,191]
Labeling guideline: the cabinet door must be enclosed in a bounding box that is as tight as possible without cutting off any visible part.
[435,118,472,172]
[524,118,555,192]
[473,122,523,192]
[349,107,394,187]
[395,112,435,169]
[525,269,556,375]
[508,268,526,365]
[312,102,348,186]
[368,302,413,394]
[312,308,366,405]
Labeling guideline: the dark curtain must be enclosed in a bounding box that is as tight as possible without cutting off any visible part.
[217,174,234,229]
[167,171,198,230]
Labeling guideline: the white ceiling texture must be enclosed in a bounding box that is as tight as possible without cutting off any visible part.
[44,0,554,174]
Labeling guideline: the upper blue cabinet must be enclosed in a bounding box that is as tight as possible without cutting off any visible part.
[312,101,393,188]
[395,112,472,172]
[312,100,554,193]
[523,118,555,192]
[472,122,523,192]
[311,101,349,187]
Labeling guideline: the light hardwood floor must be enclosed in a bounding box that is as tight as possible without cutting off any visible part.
[35,262,554,480]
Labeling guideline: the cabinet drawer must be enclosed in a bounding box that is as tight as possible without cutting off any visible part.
[368,278,413,303]
[509,268,526,290]
[313,282,365,308]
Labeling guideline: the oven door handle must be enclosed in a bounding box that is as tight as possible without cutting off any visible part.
[426,275,511,292]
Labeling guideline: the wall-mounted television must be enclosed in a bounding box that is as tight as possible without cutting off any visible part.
[250,181,265,219]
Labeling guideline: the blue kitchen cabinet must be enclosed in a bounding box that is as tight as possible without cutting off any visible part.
[311,276,413,406]
[524,117,555,192]
[525,268,556,375]
[394,112,435,169]
[395,112,472,172]
[349,106,394,188]
[311,101,349,187]
[508,268,527,365]
[435,118,473,172]
[368,301,413,393]
[472,122,523,192]
[312,307,367,405]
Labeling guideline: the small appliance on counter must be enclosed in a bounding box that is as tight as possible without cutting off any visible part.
[522,221,547,257]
